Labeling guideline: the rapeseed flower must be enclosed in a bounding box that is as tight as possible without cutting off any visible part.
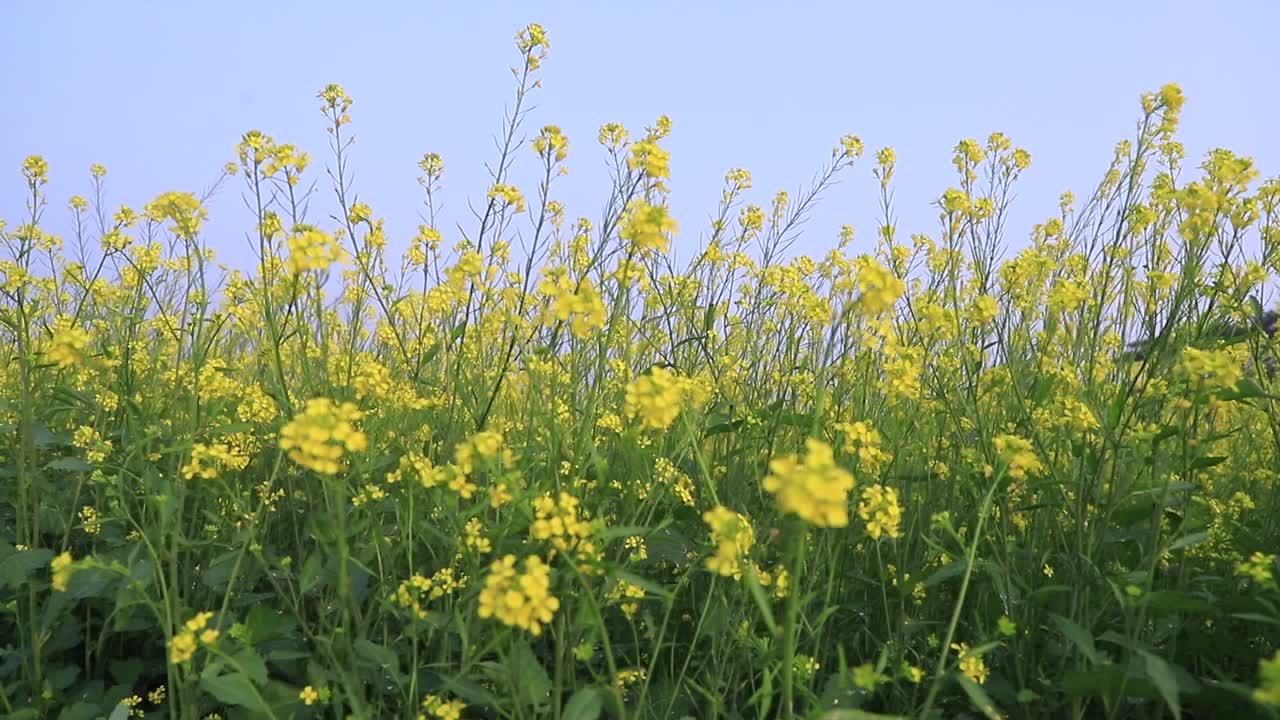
[279,398,367,475]
[477,554,559,636]
[763,438,856,527]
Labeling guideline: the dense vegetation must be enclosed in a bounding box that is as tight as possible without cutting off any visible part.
[4,22,1280,720]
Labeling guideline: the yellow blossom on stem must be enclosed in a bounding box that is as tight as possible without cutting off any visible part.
[763,438,856,528]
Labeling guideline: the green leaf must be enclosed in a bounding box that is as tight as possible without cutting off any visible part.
[1050,614,1099,665]
[1167,531,1208,552]
[1189,455,1227,470]
[742,567,779,636]
[245,605,295,644]
[1139,591,1213,614]
[561,687,604,720]
[45,457,94,473]
[353,639,401,680]
[233,647,269,686]
[1138,650,1180,720]
[924,559,972,588]
[0,548,54,589]
[299,552,323,593]
[510,639,552,710]
[57,703,102,720]
[200,672,270,712]
[107,704,131,720]
[954,673,1003,720]
[442,674,502,708]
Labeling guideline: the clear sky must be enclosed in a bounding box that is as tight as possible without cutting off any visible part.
[3,1,1278,269]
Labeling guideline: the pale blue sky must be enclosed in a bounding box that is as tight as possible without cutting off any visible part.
[3,1,1278,268]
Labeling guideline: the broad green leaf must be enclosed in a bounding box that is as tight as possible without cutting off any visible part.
[1050,614,1099,665]
[1138,650,1180,720]
[353,639,400,681]
[0,548,55,589]
[1139,591,1213,614]
[510,639,552,710]
[200,672,270,712]
[561,687,604,720]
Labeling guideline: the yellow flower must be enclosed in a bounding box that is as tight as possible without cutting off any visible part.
[530,492,594,552]
[1236,552,1276,587]
[44,316,92,368]
[487,183,526,213]
[952,642,990,685]
[279,398,368,475]
[299,686,320,706]
[50,552,75,592]
[619,201,677,254]
[702,506,754,577]
[169,632,197,665]
[1177,346,1243,394]
[143,191,207,238]
[993,434,1042,480]
[857,484,903,540]
[624,366,707,431]
[285,228,345,275]
[22,155,50,186]
[477,555,559,636]
[763,438,856,528]
[853,258,904,316]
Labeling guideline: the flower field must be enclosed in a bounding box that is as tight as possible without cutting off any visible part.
[5,22,1280,720]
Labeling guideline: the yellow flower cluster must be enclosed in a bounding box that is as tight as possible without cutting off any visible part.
[952,642,990,685]
[992,434,1042,480]
[833,420,892,472]
[487,183,526,213]
[624,366,698,430]
[22,155,49,185]
[464,518,492,554]
[181,442,243,480]
[72,425,110,463]
[279,398,368,475]
[454,430,503,475]
[393,568,467,619]
[1177,346,1243,394]
[50,552,75,591]
[515,22,550,70]
[143,191,207,239]
[853,258,905,317]
[628,136,672,186]
[532,124,570,164]
[606,579,646,617]
[620,201,677,254]
[1236,551,1276,587]
[857,485,903,540]
[318,83,353,127]
[539,272,607,338]
[286,228,345,275]
[45,316,92,368]
[419,693,467,720]
[762,438,856,528]
[169,611,220,665]
[530,491,593,551]
[702,506,754,578]
[477,554,560,636]
[655,457,696,506]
